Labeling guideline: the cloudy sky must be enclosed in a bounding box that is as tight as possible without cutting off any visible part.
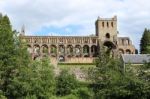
[0,0,150,50]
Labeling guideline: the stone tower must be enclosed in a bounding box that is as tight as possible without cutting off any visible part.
[95,16,117,43]
[95,16,118,57]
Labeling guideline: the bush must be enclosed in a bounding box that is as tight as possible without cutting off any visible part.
[56,70,78,96]
[72,87,94,99]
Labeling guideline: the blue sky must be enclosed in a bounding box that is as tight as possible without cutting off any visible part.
[0,0,150,51]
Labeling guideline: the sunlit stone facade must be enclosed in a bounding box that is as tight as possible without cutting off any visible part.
[20,16,136,63]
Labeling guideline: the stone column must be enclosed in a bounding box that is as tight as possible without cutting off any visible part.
[73,46,76,58]
[81,46,83,57]
[56,45,59,60]
[89,46,92,57]
[48,45,51,56]
[64,45,67,62]
[40,45,43,56]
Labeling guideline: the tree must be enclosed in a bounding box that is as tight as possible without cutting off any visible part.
[56,70,78,96]
[88,46,150,99]
[140,28,150,54]
[0,14,56,99]
[8,57,56,99]
[0,14,19,97]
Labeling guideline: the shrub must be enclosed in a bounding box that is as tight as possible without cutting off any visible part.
[72,87,94,99]
[56,70,78,96]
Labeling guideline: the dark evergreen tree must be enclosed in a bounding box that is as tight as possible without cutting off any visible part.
[0,14,18,96]
[0,14,56,99]
[140,28,150,54]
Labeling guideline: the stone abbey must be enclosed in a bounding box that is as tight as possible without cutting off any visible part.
[20,16,136,63]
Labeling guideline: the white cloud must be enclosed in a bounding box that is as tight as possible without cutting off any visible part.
[0,0,150,50]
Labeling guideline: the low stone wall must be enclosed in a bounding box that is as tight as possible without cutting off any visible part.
[65,57,95,63]
[44,57,95,64]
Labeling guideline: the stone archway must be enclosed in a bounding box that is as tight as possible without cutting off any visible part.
[119,49,124,54]
[42,44,48,54]
[59,55,65,62]
[67,45,73,57]
[75,45,82,57]
[103,41,116,56]
[91,45,97,57]
[126,49,131,54]
[59,45,65,54]
[83,45,90,57]
[33,44,40,54]
[51,45,57,57]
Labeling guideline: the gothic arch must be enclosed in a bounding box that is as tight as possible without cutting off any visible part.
[67,45,73,57]
[126,49,131,54]
[91,45,97,57]
[83,45,89,57]
[75,45,82,57]
[50,45,57,57]
[59,55,65,62]
[59,45,65,54]
[119,49,124,54]
[33,44,40,54]
[103,41,116,49]
[103,41,116,55]
[42,44,48,53]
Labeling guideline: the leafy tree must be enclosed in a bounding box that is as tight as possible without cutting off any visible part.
[56,70,78,96]
[6,57,56,99]
[0,14,20,98]
[0,14,56,99]
[88,46,150,99]
[140,28,150,54]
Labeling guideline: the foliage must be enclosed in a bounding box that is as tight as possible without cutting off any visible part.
[140,28,150,54]
[0,14,56,99]
[56,70,78,96]
[72,87,94,99]
[0,14,23,98]
[88,46,150,99]
[7,57,55,99]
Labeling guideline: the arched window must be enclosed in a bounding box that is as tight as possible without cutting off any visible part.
[119,49,124,54]
[106,33,110,39]
[126,49,131,54]
[107,22,109,27]
[102,22,104,27]
[111,22,113,27]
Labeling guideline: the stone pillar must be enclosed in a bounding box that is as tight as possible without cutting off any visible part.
[48,45,51,56]
[64,45,67,62]
[40,45,43,56]
[89,46,92,57]
[57,45,59,60]
[73,46,76,57]
[81,46,83,57]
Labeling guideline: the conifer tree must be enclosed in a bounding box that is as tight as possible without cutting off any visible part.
[0,14,17,94]
[0,14,31,98]
[140,28,150,54]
